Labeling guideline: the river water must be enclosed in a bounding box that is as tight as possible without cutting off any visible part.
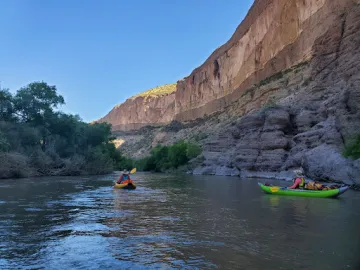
[0,173,359,269]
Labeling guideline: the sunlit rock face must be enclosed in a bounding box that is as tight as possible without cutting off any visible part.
[98,0,357,132]
[174,0,352,121]
[97,85,176,131]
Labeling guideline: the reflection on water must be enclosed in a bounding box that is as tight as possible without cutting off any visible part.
[0,173,359,269]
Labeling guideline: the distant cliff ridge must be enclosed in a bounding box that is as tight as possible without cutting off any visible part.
[98,0,357,131]
[97,84,176,131]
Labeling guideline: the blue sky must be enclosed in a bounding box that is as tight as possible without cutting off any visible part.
[0,0,254,122]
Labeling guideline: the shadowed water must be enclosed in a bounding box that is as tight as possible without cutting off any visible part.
[0,173,359,269]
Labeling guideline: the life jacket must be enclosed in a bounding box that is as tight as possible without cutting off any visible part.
[294,177,305,188]
[117,174,130,184]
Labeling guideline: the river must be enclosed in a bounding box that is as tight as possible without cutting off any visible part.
[0,173,359,269]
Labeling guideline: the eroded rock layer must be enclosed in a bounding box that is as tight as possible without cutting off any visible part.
[174,0,354,121]
[98,0,360,186]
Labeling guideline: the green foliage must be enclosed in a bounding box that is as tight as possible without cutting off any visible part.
[168,141,188,168]
[259,72,284,86]
[343,135,360,160]
[0,81,125,178]
[133,140,202,172]
[186,143,202,159]
[0,89,14,121]
[256,61,309,88]
[13,81,65,124]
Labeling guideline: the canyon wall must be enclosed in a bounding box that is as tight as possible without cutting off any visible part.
[113,0,360,186]
[174,0,353,121]
[99,0,357,130]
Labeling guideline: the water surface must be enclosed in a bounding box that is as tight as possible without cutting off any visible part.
[0,173,359,269]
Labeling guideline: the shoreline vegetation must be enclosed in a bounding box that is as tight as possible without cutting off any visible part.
[0,81,202,180]
[0,81,130,179]
[1,81,358,191]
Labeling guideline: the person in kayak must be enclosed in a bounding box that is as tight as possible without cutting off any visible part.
[116,169,131,184]
[288,169,306,189]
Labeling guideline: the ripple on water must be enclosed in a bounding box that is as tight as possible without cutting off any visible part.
[39,235,146,270]
[51,222,112,237]
[0,259,10,269]
[24,207,42,212]
[105,232,220,269]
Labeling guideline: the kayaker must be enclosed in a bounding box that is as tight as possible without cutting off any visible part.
[116,169,131,184]
[288,169,306,189]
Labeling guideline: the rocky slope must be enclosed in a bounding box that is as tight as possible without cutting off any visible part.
[97,84,176,131]
[101,0,360,186]
[195,2,360,186]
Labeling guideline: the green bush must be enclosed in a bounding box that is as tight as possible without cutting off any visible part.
[186,142,202,160]
[131,140,202,172]
[0,81,126,178]
[343,135,360,160]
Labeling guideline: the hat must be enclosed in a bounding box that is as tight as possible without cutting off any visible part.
[122,169,129,174]
[293,169,304,177]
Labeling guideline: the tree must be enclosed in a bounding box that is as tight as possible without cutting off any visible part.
[13,81,64,125]
[0,89,14,121]
[186,142,202,159]
[11,82,65,151]
[168,140,188,168]
[343,135,360,160]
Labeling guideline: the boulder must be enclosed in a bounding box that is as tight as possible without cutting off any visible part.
[260,131,289,150]
[263,108,290,132]
[215,166,240,176]
[303,144,357,184]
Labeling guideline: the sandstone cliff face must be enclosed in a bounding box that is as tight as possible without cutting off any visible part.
[116,1,360,187]
[191,2,360,186]
[102,0,360,186]
[97,92,175,131]
[174,0,353,122]
[100,0,355,130]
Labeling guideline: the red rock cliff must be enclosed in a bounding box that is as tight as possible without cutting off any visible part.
[174,0,354,121]
[99,0,356,130]
[97,84,176,131]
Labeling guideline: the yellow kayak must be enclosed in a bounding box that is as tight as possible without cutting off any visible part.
[114,181,136,190]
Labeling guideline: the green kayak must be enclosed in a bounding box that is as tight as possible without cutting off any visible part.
[258,183,349,198]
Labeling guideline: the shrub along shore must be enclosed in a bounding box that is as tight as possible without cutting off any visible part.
[0,81,201,179]
[0,81,126,178]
